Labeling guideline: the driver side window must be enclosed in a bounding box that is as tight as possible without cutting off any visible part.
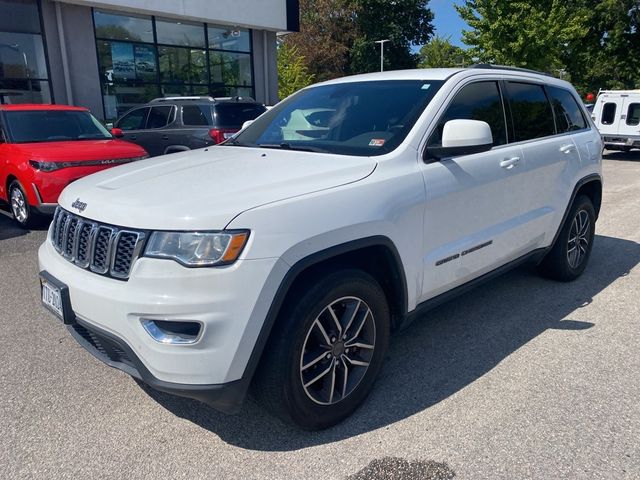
[117,107,149,131]
[428,81,507,147]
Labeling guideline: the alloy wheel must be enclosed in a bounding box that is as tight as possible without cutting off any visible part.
[567,209,590,269]
[10,187,28,224]
[299,296,376,405]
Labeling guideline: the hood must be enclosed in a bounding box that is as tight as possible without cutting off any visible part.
[58,146,377,230]
[15,139,147,161]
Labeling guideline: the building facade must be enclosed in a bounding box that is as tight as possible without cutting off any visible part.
[0,0,298,121]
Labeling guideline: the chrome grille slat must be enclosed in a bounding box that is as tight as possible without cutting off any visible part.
[50,207,144,280]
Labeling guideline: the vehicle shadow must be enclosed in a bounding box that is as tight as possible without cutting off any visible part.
[139,234,640,451]
[603,150,640,161]
[0,207,50,240]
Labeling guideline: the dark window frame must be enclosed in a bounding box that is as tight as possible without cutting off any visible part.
[115,105,150,130]
[145,104,176,129]
[503,80,556,143]
[545,85,589,134]
[425,79,510,160]
[626,103,640,126]
[601,102,617,125]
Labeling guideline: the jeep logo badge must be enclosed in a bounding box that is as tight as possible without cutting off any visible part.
[71,198,87,212]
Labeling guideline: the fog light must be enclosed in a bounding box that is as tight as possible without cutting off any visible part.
[141,319,202,345]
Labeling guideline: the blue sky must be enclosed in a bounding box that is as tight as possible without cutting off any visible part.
[412,0,469,51]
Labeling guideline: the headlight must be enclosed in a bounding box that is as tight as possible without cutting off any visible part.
[29,156,149,172]
[144,231,249,267]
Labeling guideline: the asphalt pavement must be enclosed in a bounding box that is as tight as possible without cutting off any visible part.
[1,151,639,479]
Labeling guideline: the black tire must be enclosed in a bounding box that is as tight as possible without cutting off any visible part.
[253,269,390,430]
[8,180,38,229]
[538,194,596,281]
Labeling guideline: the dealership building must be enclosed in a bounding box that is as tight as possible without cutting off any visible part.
[0,0,298,121]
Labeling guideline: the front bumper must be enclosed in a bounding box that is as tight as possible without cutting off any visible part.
[67,317,248,413]
[38,233,283,411]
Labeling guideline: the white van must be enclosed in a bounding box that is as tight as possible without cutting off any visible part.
[592,90,640,151]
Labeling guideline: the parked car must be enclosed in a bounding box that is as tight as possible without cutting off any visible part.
[112,96,267,157]
[39,66,602,430]
[591,89,640,152]
[0,104,148,228]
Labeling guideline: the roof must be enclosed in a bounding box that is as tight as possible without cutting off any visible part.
[315,66,569,88]
[0,104,88,111]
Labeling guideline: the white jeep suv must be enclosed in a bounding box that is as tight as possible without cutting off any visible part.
[38,66,603,430]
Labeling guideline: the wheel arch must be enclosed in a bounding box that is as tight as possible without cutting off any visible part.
[241,236,408,384]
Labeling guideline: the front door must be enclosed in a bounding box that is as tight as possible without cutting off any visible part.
[420,80,532,301]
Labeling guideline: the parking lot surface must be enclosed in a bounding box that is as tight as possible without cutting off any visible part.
[2,152,639,479]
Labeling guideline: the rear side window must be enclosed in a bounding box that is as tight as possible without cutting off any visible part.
[146,106,174,129]
[506,82,555,142]
[601,103,617,125]
[627,103,640,126]
[117,107,149,131]
[182,105,212,126]
[428,81,507,147]
[214,103,267,128]
[547,86,587,132]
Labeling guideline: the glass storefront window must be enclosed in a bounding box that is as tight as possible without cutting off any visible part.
[0,0,51,104]
[158,46,207,84]
[93,10,154,43]
[156,19,206,48]
[94,10,255,121]
[208,26,250,52]
[210,52,252,87]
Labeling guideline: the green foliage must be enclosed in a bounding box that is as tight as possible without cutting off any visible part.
[348,0,435,73]
[456,0,640,93]
[277,43,315,99]
[418,36,471,68]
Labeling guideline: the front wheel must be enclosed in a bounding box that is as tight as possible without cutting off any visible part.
[9,180,37,229]
[538,195,596,281]
[253,269,390,430]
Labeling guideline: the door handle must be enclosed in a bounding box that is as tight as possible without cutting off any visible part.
[500,156,520,169]
[559,143,576,154]
[129,135,137,140]
[161,135,169,140]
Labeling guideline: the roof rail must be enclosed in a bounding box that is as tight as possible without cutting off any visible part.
[213,96,256,102]
[150,96,215,103]
[469,64,554,78]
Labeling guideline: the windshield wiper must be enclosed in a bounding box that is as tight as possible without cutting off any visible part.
[259,143,329,153]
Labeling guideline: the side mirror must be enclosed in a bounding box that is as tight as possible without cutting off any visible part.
[111,127,124,138]
[241,120,254,130]
[426,119,493,160]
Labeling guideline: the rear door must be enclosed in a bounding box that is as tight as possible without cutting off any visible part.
[619,97,640,138]
[504,81,582,246]
[420,80,529,300]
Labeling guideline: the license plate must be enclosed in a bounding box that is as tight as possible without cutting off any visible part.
[41,281,63,320]
[40,272,74,324]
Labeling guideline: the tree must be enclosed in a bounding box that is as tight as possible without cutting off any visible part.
[348,0,435,73]
[455,0,589,72]
[277,43,315,99]
[418,36,471,68]
[281,0,359,82]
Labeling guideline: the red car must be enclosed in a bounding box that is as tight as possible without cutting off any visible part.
[0,104,148,228]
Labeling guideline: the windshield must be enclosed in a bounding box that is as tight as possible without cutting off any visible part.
[4,110,112,143]
[229,80,443,156]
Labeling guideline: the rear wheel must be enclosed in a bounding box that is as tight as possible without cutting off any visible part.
[9,180,37,229]
[538,195,596,281]
[253,269,390,430]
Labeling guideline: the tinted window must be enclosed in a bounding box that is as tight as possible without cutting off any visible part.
[155,18,206,47]
[428,81,507,147]
[214,103,266,127]
[208,25,251,52]
[93,10,154,43]
[601,103,616,125]
[547,86,587,132]
[117,107,149,130]
[4,110,111,143]
[506,82,555,141]
[182,105,212,126]
[146,106,174,129]
[233,80,444,157]
[627,103,640,126]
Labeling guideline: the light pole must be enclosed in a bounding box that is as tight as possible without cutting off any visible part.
[374,39,390,72]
